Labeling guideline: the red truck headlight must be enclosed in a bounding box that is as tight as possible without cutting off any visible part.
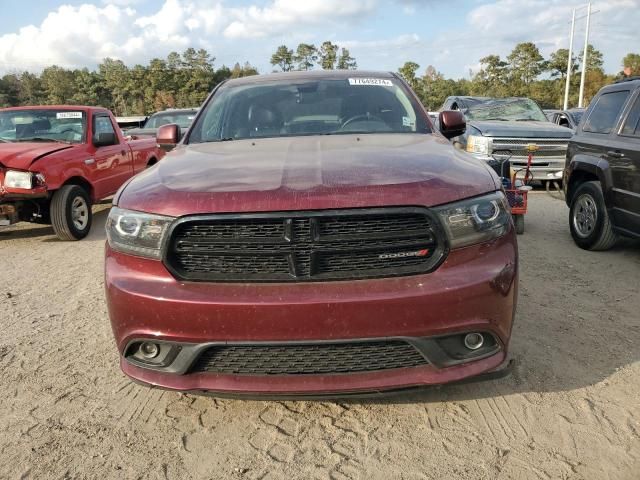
[3,170,33,189]
[106,207,174,259]
[434,191,511,248]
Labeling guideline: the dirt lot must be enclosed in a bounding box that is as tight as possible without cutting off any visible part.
[1,193,639,480]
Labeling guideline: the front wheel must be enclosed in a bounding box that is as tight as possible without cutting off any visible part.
[50,185,92,240]
[569,181,618,250]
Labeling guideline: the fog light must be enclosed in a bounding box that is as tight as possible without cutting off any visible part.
[139,342,160,359]
[464,333,484,350]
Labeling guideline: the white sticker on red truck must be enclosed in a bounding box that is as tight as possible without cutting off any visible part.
[56,112,83,119]
[348,78,393,87]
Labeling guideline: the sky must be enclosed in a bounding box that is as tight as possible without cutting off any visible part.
[0,0,638,78]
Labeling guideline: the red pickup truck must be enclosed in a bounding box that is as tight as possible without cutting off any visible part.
[0,105,164,240]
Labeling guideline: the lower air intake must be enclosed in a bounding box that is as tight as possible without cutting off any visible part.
[189,341,428,375]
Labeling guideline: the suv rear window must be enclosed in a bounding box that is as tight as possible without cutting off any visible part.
[583,90,630,134]
[621,95,640,136]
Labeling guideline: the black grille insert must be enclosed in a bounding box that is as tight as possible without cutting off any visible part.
[164,208,446,282]
[189,341,428,375]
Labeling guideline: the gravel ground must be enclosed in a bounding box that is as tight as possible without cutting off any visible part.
[1,193,639,480]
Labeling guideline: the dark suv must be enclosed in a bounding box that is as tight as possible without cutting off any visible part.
[564,77,640,250]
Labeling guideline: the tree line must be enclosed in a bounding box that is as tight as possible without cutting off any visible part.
[0,42,638,116]
[0,48,258,116]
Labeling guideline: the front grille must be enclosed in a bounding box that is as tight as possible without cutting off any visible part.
[491,137,568,160]
[164,208,446,282]
[189,341,428,375]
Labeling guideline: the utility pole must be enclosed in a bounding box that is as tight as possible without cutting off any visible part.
[563,8,576,110]
[578,1,592,108]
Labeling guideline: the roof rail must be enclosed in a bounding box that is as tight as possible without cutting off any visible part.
[614,76,640,84]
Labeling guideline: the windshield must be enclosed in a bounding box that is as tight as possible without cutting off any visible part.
[0,109,86,143]
[145,111,197,129]
[463,98,547,122]
[188,77,430,143]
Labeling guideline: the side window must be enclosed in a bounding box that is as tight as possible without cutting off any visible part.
[583,90,630,134]
[94,116,116,137]
[621,94,640,137]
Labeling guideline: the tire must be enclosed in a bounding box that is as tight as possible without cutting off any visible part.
[569,181,618,251]
[50,185,92,241]
[513,214,525,235]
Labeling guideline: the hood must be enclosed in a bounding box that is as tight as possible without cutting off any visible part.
[0,142,74,170]
[470,120,573,138]
[118,134,498,217]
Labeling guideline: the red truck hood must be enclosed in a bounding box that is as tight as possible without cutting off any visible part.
[117,134,498,216]
[0,142,74,170]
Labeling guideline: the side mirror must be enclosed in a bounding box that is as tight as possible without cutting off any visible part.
[157,124,181,148]
[439,111,466,139]
[93,132,117,147]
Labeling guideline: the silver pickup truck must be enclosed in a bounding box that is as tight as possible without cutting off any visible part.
[441,96,573,182]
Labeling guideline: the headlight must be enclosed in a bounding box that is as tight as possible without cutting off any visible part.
[466,135,491,155]
[106,207,174,259]
[3,170,33,189]
[434,192,511,248]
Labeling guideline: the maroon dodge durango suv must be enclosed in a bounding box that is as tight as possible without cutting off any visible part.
[105,71,518,397]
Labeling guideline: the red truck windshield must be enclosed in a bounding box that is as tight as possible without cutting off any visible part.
[188,77,430,143]
[0,109,86,144]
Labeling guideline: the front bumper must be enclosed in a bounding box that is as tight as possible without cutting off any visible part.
[472,154,566,182]
[510,159,566,181]
[0,187,48,225]
[105,231,518,395]
[146,360,516,401]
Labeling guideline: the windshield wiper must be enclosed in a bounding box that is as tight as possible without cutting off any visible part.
[16,137,70,144]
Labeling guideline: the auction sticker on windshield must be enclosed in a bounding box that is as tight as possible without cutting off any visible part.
[348,78,393,87]
[402,116,415,127]
[56,112,83,119]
